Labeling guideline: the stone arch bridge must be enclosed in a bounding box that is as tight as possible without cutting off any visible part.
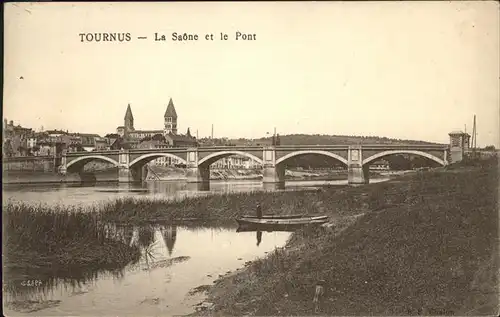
[60,144,449,185]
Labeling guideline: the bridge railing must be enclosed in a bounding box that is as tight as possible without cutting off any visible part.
[66,150,121,156]
[64,143,449,156]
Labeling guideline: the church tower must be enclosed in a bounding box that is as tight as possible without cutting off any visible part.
[164,98,178,135]
[124,104,135,132]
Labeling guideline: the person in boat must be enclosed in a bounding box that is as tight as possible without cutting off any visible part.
[256,204,262,218]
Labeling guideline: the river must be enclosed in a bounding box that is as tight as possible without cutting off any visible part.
[3,223,291,316]
[2,178,389,207]
[3,178,389,316]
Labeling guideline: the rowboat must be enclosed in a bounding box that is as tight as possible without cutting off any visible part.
[236,215,328,229]
[240,214,309,219]
[236,226,297,233]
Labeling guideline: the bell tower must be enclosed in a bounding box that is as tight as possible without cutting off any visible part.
[124,104,135,132]
[164,98,178,135]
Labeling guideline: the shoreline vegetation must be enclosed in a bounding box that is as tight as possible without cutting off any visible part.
[4,157,498,316]
[3,204,142,271]
[193,158,499,316]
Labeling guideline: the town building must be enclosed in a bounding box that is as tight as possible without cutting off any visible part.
[117,98,186,141]
[212,154,261,169]
[3,119,34,157]
[114,98,197,156]
[369,159,390,170]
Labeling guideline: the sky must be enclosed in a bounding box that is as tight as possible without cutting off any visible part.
[3,1,499,147]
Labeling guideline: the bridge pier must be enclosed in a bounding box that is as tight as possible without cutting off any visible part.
[262,165,286,183]
[347,146,369,185]
[185,147,211,183]
[348,164,370,185]
[118,167,135,183]
[117,150,147,183]
[118,165,147,183]
[58,153,67,174]
[261,146,285,184]
[186,166,210,183]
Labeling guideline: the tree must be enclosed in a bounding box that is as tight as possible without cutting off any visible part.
[484,145,496,151]
[387,155,411,170]
[152,134,166,142]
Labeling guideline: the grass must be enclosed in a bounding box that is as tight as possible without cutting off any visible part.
[3,203,141,278]
[198,158,499,316]
[97,177,403,224]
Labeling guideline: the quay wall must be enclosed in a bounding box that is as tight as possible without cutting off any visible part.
[2,168,120,185]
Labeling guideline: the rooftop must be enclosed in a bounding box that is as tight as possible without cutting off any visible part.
[124,104,134,120]
[449,130,471,136]
[130,129,163,134]
[165,132,196,142]
[164,98,178,119]
[45,129,68,135]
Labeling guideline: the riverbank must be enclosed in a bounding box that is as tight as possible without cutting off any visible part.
[2,169,119,185]
[3,203,141,287]
[193,160,499,316]
[148,165,393,182]
[2,166,386,184]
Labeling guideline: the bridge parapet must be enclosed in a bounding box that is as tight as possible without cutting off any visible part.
[66,150,120,156]
[360,144,448,150]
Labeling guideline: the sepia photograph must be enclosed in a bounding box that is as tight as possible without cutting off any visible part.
[2,1,499,316]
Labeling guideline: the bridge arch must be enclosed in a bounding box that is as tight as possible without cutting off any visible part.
[275,150,348,166]
[66,155,120,171]
[198,151,263,167]
[363,150,446,166]
[129,153,187,168]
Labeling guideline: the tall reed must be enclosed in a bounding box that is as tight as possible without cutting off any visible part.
[4,202,141,270]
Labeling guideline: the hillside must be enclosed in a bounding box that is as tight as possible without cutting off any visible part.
[227,134,444,146]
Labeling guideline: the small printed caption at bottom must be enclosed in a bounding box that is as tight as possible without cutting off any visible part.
[20,280,43,287]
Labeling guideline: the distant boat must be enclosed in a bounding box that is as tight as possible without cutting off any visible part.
[236,215,328,229]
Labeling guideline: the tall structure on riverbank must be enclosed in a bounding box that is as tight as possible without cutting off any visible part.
[124,104,134,132]
[164,98,178,135]
[116,100,179,139]
[116,103,161,139]
[448,130,471,163]
[115,100,197,151]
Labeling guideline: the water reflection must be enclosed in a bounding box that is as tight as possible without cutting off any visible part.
[3,178,389,207]
[256,231,262,246]
[3,222,291,316]
[159,225,177,256]
[185,182,210,192]
[263,182,286,191]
